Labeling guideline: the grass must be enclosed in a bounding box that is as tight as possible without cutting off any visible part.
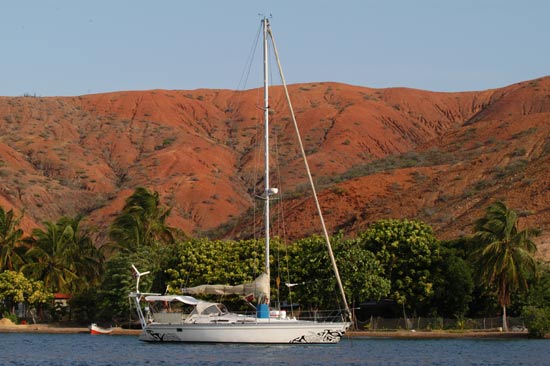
[275,148,461,201]
[337,148,458,182]
[490,159,528,179]
[512,127,538,139]
[543,139,550,156]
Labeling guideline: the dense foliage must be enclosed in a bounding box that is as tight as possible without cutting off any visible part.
[0,190,546,332]
[515,265,550,337]
[429,244,474,318]
[522,306,550,338]
[165,238,263,289]
[284,234,390,311]
[161,236,390,313]
[0,270,52,314]
[0,208,25,271]
[22,216,104,294]
[357,219,441,315]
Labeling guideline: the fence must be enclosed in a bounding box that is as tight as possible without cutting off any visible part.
[357,316,526,331]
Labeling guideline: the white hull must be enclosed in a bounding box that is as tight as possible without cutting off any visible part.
[139,319,349,344]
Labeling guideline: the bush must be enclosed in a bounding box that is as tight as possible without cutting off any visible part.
[522,306,550,338]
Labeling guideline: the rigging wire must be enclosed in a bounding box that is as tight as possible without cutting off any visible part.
[266,22,352,322]
[266,37,297,313]
[231,20,264,276]
[236,22,262,91]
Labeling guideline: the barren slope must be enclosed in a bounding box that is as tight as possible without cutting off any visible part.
[0,77,548,257]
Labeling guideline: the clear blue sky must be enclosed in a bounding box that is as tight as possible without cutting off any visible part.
[0,0,548,96]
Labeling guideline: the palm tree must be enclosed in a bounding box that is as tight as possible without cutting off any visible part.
[58,216,104,289]
[472,201,539,331]
[0,207,26,271]
[23,216,103,294]
[23,220,78,293]
[109,187,174,251]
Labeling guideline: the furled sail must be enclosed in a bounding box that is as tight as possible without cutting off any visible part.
[181,273,269,301]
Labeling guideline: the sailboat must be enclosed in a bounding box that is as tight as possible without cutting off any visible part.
[129,17,351,344]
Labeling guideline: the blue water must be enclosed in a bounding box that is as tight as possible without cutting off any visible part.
[1,333,549,366]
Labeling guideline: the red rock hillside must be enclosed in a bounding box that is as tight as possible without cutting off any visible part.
[0,77,549,257]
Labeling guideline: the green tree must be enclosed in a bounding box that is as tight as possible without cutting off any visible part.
[96,248,156,322]
[0,207,26,271]
[284,235,389,312]
[109,187,175,252]
[338,238,391,307]
[522,306,550,338]
[472,201,539,331]
[163,235,389,316]
[358,219,441,317]
[0,270,52,316]
[430,245,474,318]
[515,264,550,338]
[165,238,262,294]
[23,221,78,293]
[23,216,103,294]
[61,216,104,289]
[519,263,550,309]
[443,238,499,318]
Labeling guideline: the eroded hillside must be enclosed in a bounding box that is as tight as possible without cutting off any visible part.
[0,77,548,256]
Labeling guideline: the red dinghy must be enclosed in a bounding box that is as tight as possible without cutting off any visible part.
[89,323,113,335]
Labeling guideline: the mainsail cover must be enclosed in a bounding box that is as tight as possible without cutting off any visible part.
[181,273,269,300]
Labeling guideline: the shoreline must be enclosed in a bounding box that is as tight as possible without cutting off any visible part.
[0,324,529,339]
[347,330,529,339]
[0,324,141,335]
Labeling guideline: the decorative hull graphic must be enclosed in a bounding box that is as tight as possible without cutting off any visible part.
[138,322,348,344]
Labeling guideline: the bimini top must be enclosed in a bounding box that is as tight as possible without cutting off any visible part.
[144,295,200,306]
[144,294,227,316]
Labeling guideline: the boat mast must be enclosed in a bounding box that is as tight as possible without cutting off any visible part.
[262,17,271,298]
